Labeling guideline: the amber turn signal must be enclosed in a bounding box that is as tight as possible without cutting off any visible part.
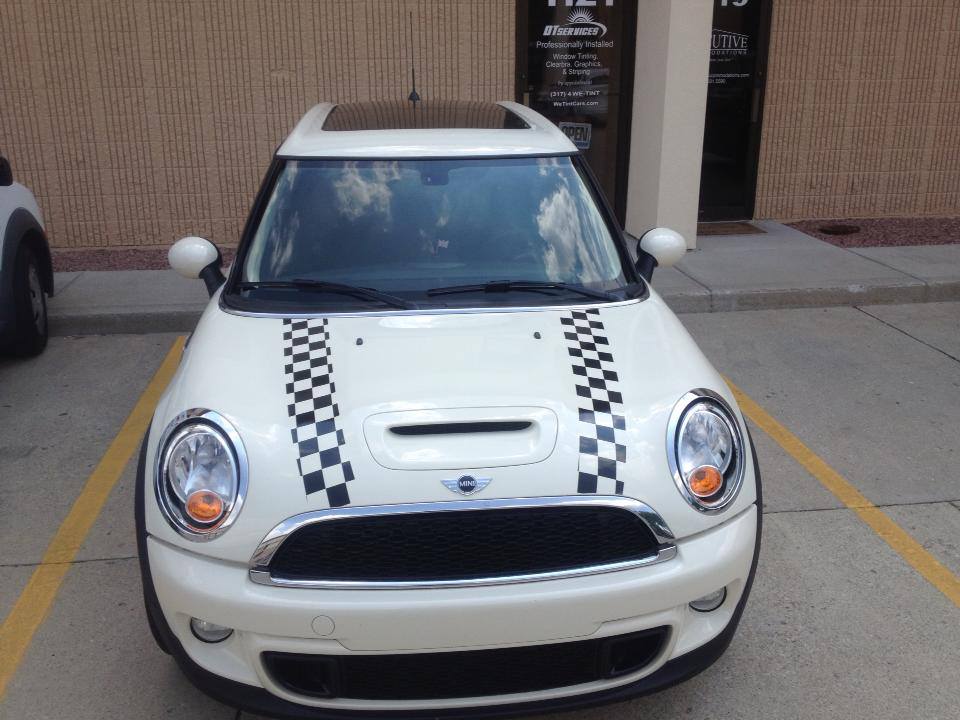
[186,490,225,523]
[688,465,723,498]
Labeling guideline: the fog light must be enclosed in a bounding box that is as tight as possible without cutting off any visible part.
[190,617,233,643]
[689,587,727,613]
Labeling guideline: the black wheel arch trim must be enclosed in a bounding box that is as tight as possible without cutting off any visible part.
[1,208,53,302]
[135,427,762,719]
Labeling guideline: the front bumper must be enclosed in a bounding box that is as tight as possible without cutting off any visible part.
[142,503,757,717]
[136,420,763,719]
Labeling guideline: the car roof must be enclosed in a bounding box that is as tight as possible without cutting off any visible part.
[278,100,577,158]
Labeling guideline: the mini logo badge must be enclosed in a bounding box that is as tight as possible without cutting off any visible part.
[442,475,492,496]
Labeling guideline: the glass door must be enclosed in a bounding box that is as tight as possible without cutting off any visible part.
[516,1,637,224]
[699,0,772,221]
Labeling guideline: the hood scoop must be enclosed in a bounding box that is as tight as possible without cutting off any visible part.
[364,407,558,471]
[389,420,532,436]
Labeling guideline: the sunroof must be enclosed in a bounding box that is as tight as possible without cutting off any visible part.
[323,100,530,131]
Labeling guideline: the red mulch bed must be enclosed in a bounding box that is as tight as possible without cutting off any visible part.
[789,217,960,248]
[53,246,237,272]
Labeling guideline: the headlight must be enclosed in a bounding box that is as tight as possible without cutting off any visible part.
[155,409,248,540]
[667,389,745,513]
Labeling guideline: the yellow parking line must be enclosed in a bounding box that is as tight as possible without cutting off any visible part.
[728,379,960,609]
[0,336,185,699]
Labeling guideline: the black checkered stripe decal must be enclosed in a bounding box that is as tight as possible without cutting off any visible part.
[561,309,627,495]
[282,318,353,507]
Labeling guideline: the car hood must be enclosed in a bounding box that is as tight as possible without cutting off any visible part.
[148,290,757,561]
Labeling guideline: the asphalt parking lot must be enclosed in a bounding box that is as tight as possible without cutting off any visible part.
[1,302,958,720]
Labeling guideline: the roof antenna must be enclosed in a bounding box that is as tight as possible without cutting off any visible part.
[407,11,421,106]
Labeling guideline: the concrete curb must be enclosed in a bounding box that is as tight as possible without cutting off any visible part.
[47,281,960,336]
[704,282,927,313]
[46,227,960,335]
[666,282,960,314]
[50,309,205,336]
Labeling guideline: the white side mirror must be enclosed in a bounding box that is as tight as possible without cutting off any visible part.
[638,227,687,268]
[169,236,225,296]
[169,236,219,280]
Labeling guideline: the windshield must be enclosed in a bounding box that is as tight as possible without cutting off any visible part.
[233,156,636,310]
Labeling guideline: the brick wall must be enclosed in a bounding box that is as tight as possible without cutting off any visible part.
[755,0,960,220]
[0,0,515,249]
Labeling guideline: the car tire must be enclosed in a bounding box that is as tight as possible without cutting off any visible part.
[11,243,48,357]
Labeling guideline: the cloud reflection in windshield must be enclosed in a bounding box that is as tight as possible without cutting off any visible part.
[536,174,610,283]
[334,161,401,220]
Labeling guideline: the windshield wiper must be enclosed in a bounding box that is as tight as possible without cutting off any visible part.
[238,279,416,309]
[426,280,619,302]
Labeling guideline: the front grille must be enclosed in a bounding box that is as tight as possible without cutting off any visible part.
[262,628,668,700]
[268,505,660,584]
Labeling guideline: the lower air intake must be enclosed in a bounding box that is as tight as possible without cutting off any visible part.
[262,627,669,700]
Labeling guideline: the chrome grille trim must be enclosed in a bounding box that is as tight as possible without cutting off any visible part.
[248,495,677,590]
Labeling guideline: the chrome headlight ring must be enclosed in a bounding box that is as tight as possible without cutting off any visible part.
[154,408,248,541]
[666,389,745,514]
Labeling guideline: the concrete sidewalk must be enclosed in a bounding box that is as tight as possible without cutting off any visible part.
[659,221,960,313]
[48,222,960,336]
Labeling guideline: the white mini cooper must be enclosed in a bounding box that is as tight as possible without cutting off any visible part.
[138,100,761,718]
